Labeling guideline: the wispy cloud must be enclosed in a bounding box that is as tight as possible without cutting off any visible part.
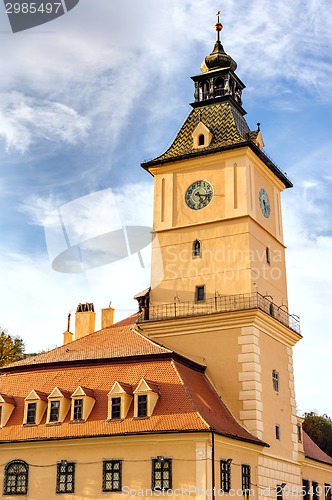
[0,91,90,152]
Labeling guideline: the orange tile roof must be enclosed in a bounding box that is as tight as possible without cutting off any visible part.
[303,430,332,465]
[0,317,265,446]
[0,359,264,444]
[4,314,171,370]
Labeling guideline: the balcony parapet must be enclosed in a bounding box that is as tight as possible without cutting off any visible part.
[137,292,300,334]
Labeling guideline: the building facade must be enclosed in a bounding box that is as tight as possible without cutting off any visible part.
[0,13,331,500]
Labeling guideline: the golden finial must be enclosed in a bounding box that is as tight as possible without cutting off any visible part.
[215,10,223,40]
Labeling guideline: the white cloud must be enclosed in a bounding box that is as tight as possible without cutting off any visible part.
[0,0,331,417]
[0,91,90,152]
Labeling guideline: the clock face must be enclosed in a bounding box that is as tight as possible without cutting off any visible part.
[259,188,271,218]
[185,180,214,210]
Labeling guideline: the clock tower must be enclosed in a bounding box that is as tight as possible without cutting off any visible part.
[142,13,292,312]
[138,13,301,465]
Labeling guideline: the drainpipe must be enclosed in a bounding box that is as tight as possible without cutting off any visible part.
[212,430,216,500]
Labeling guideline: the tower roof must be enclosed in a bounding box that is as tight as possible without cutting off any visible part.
[200,11,237,73]
[144,102,248,164]
[142,102,292,189]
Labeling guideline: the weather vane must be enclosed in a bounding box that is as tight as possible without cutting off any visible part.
[215,9,223,41]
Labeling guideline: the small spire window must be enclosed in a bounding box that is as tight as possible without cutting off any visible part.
[198,134,205,146]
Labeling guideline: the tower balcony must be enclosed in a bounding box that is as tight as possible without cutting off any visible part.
[137,292,300,334]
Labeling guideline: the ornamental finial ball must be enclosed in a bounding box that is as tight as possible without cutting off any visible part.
[215,9,223,32]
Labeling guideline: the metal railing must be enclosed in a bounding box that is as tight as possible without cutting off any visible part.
[138,292,300,334]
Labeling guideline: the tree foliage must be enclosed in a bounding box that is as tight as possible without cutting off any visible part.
[0,329,25,367]
[303,411,332,457]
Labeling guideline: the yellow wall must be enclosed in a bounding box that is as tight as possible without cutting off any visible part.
[149,147,288,310]
[0,433,264,500]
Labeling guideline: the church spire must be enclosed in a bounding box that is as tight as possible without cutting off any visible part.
[192,10,243,109]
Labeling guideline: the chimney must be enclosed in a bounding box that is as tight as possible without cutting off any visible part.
[101,306,115,329]
[63,313,73,345]
[75,303,96,340]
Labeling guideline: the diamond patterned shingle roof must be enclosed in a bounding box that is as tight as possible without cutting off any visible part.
[145,102,249,166]
[142,101,292,188]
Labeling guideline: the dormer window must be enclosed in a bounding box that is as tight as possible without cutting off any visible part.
[108,382,133,420]
[73,399,83,421]
[24,390,47,425]
[70,387,96,423]
[192,122,213,149]
[111,398,121,419]
[137,395,148,417]
[134,379,159,418]
[27,403,36,424]
[47,387,71,424]
[0,393,16,427]
[49,401,60,422]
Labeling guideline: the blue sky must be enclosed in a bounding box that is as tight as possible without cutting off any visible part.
[0,1,331,416]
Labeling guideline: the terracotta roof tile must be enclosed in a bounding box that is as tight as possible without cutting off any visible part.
[302,430,332,465]
[0,393,16,405]
[0,357,264,446]
[3,314,171,370]
[174,362,265,445]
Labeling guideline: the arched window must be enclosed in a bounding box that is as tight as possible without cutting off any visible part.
[214,77,223,97]
[202,81,210,100]
[198,134,205,146]
[4,460,29,495]
[193,240,201,258]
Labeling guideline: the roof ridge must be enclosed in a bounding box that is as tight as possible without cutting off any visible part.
[130,326,172,354]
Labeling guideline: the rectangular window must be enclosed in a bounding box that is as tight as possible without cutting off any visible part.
[0,405,2,426]
[242,464,251,498]
[102,460,122,492]
[73,399,83,420]
[196,285,205,302]
[303,480,310,500]
[152,458,172,491]
[266,247,271,265]
[111,397,121,419]
[27,402,37,424]
[312,482,319,500]
[50,401,60,422]
[272,370,279,392]
[325,484,331,500]
[220,459,231,492]
[275,424,280,440]
[137,395,147,417]
[56,461,75,494]
[297,423,302,443]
